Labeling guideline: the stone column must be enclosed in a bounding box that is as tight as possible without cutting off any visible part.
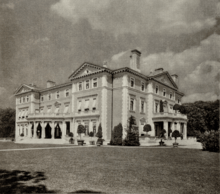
[42,122,46,139]
[28,123,31,138]
[122,74,128,139]
[51,122,55,139]
[33,122,37,138]
[89,120,93,134]
[163,121,168,138]
[183,123,187,139]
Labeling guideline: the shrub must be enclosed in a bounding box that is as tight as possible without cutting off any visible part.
[89,131,94,138]
[68,132,73,138]
[122,131,140,146]
[20,133,24,137]
[77,125,86,139]
[172,130,180,143]
[143,124,151,134]
[159,129,166,138]
[110,123,123,146]
[96,123,103,139]
[199,131,219,152]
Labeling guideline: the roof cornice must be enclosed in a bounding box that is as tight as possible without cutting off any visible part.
[39,81,72,92]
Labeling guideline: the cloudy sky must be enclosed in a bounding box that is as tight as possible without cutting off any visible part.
[0,0,219,108]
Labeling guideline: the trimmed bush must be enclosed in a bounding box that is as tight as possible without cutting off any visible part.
[96,123,103,139]
[110,123,123,145]
[143,124,151,134]
[20,133,24,137]
[89,131,94,138]
[172,130,180,143]
[77,125,86,139]
[68,132,73,138]
[199,131,219,152]
[122,131,140,146]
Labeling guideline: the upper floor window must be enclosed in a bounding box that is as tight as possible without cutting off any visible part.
[26,95,29,102]
[23,97,25,103]
[130,78,135,88]
[20,98,22,104]
[79,82,82,91]
[163,89,166,97]
[170,93,173,99]
[78,100,82,112]
[93,78,98,88]
[56,91,59,99]
[141,100,145,113]
[178,99,180,104]
[92,98,97,110]
[170,105,173,113]
[40,108,44,113]
[155,102,159,113]
[48,93,51,100]
[85,80,90,90]
[84,99,89,111]
[141,82,145,92]
[66,89,69,97]
[130,98,134,111]
[41,95,44,101]
[156,86,159,94]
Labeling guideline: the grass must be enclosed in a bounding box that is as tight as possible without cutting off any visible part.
[0,142,219,193]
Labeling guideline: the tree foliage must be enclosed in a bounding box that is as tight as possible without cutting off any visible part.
[77,124,85,139]
[110,123,123,145]
[143,124,151,133]
[127,115,136,132]
[96,123,103,139]
[0,108,15,138]
[199,131,219,152]
[174,100,219,136]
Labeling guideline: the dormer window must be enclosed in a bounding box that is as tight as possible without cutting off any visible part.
[85,80,90,90]
[130,78,135,88]
[66,89,69,97]
[79,82,82,91]
[163,89,166,97]
[156,86,159,94]
[141,82,145,92]
[56,91,59,99]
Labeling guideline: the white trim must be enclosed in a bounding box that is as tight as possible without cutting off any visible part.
[55,107,59,113]
[63,105,69,113]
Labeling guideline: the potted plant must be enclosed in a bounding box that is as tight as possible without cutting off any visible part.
[77,124,86,146]
[89,131,95,145]
[96,124,104,146]
[159,129,166,146]
[20,133,24,140]
[172,130,181,147]
[69,132,74,144]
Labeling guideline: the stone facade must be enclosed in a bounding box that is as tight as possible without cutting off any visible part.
[15,49,187,144]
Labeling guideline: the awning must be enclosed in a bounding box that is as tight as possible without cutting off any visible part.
[64,105,69,113]
[92,99,96,109]
[78,101,82,110]
[84,100,89,110]
[55,107,59,113]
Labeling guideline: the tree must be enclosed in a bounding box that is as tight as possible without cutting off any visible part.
[77,124,85,139]
[172,130,180,143]
[160,100,163,112]
[89,131,94,139]
[0,108,15,138]
[143,124,151,135]
[111,123,123,145]
[96,123,103,139]
[127,115,136,132]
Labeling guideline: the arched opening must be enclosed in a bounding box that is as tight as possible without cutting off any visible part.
[45,123,52,139]
[36,123,42,139]
[54,123,62,139]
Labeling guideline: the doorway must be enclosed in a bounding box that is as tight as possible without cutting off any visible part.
[36,123,42,139]
[154,122,163,137]
[45,123,52,139]
[54,123,62,139]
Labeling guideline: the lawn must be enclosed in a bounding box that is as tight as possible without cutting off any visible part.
[0,142,219,193]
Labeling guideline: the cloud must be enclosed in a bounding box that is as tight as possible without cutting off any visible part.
[182,92,219,103]
[51,0,218,36]
[0,87,6,95]
[0,2,14,10]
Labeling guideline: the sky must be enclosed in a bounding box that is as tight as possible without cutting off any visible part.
[0,0,219,108]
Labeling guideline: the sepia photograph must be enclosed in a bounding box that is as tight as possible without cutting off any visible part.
[0,0,219,193]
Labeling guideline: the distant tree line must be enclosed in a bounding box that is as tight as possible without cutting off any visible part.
[174,100,219,136]
[0,108,15,138]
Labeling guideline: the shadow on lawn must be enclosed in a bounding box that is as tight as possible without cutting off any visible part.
[69,190,104,193]
[0,169,57,193]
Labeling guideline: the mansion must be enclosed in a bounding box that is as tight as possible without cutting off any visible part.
[15,49,187,144]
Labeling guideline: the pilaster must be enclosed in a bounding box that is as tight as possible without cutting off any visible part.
[122,74,128,139]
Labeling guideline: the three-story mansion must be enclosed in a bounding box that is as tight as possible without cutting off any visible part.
[15,49,187,144]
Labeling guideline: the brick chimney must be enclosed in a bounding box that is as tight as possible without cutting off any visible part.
[47,80,56,88]
[130,49,141,72]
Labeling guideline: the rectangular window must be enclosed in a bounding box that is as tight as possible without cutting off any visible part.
[41,95,44,101]
[64,105,69,114]
[79,82,82,91]
[170,93,173,99]
[35,109,39,114]
[47,107,51,113]
[23,97,25,103]
[141,100,144,113]
[18,110,22,119]
[85,80,90,90]
[93,78,98,88]
[155,102,159,113]
[84,99,89,111]
[66,89,69,97]
[163,89,166,97]
[40,108,44,113]
[20,98,22,104]
[24,109,28,118]
[170,105,173,113]
[141,82,145,91]
[156,86,159,94]
[48,93,51,100]
[66,122,70,135]
[178,99,180,104]
[56,91,59,99]
[78,101,82,112]
[26,95,29,102]
[92,98,97,110]
[55,107,59,114]
[130,98,134,111]
[130,78,135,88]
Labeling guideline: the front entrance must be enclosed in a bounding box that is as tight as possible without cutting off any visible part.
[36,123,42,139]
[54,123,62,139]
[154,122,163,137]
[45,123,52,139]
